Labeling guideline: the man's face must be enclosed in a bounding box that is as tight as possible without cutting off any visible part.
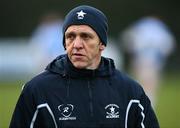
[65,25,105,69]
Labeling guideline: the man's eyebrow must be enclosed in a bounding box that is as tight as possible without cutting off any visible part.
[65,31,76,36]
[80,32,94,36]
[65,31,94,36]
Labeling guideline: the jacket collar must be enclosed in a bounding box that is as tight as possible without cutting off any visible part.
[46,54,115,78]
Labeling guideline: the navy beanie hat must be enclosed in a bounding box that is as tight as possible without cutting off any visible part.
[62,5,108,48]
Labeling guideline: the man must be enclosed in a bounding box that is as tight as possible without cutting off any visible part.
[10,5,159,128]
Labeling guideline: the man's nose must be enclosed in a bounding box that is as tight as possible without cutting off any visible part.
[73,37,83,48]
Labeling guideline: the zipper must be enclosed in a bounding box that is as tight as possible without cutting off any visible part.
[88,80,94,117]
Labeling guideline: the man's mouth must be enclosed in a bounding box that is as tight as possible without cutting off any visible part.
[73,53,84,56]
[72,53,85,60]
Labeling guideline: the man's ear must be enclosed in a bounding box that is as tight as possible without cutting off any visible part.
[99,43,106,51]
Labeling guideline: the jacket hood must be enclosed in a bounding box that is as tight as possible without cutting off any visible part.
[46,54,116,78]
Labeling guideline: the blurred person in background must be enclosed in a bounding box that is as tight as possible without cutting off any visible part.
[10,6,159,127]
[120,15,176,107]
[29,11,65,73]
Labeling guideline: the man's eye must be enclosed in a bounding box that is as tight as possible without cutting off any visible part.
[82,34,91,40]
[66,34,75,40]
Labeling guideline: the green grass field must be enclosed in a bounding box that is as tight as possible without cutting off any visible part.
[0,73,180,127]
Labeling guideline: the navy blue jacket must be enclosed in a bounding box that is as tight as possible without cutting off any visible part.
[10,54,159,128]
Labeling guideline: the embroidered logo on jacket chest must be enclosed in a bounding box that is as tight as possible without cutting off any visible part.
[105,104,120,119]
[58,104,76,120]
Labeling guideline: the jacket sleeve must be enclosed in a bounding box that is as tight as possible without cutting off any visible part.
[9,83,36,128]
[121,72,159,128]
[136,93,160,128]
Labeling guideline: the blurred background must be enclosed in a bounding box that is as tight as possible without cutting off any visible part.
[0,0,180,127]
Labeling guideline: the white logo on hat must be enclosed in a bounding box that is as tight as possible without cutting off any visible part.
[77,10,86,19]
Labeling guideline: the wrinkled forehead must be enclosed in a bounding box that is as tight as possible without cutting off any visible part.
[65,25,98,36]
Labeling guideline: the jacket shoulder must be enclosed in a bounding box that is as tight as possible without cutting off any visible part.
[113,70,145,98]
[23,70,62,92]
